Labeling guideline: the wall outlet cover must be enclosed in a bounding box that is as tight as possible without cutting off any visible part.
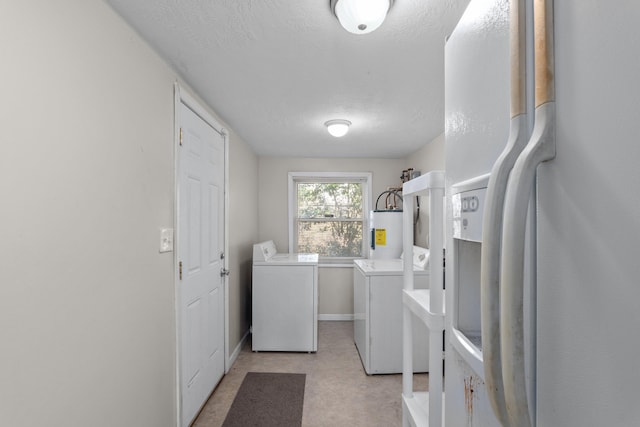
[160,228,174,253]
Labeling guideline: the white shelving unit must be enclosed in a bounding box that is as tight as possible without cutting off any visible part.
[402,171,445,427]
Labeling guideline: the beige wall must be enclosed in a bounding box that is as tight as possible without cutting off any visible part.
[258,157,406,316]
[405,133,446,248]
[228,129,259,350]
[0,1,258,426]
[407,133,446,178]
[0,3,443,425]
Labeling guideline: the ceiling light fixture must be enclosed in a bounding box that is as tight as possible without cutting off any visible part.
[330,0,394,35]
[325,119,351,138]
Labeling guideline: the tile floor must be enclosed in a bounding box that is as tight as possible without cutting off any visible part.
[193,321,428,427]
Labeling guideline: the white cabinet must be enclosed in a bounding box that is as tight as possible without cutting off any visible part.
[353,258,430,374]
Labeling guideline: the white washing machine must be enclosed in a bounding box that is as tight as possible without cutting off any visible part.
[353,246,430,374]
[252,240,318,352]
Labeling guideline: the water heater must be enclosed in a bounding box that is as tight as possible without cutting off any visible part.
[369,210,403,259]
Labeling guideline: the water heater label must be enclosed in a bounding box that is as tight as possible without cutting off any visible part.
[375,229,387,246]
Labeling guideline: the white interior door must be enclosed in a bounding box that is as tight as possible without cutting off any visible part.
[178,101,225,426]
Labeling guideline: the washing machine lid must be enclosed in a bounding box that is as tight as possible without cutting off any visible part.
[254,252,319,266]
[354,246,430,276]
[353,258,429,276]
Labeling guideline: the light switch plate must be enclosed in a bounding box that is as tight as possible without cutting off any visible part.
[160,228,174,253]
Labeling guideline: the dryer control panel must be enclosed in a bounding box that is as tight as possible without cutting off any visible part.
[253,240,277,261]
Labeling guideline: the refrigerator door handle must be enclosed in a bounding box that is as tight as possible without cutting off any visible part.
[501,0,556,425]
[480,0,529,425]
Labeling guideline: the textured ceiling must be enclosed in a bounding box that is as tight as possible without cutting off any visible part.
[105,0,470,158]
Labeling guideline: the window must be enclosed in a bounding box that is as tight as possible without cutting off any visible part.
[289,172,372,264]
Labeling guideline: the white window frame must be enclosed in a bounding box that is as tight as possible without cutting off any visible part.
[288,172,372,267]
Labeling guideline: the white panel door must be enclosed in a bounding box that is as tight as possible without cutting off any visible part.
[178,102,225,426]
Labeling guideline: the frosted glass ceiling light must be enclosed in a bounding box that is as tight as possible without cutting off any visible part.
[325,119,351,137]
[330,0,393,35]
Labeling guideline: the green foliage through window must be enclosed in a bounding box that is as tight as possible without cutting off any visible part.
[295,181,364,258]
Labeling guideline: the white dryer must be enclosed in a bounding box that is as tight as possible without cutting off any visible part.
[353,246,430,374]
[252,240,318,352]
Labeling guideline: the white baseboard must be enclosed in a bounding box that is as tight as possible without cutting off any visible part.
[226,329,249,373]
[318,314,354,321]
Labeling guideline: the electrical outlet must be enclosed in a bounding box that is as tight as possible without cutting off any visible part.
[160,228,174,253]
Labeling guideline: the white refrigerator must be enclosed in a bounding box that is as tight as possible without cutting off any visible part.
[444,0,640,426]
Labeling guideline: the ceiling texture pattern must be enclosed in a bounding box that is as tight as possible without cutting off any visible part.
[105,0,470,158]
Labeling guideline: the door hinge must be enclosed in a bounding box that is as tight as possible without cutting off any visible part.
[179,128,183,146]
[179,261,183,280]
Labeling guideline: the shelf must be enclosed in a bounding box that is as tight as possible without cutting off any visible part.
[402,289,444,332]
[450,327,484,380]
[402,392,446,427]
[403,171,445,197]
[403,392,429,427]
[402,170,446,427]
